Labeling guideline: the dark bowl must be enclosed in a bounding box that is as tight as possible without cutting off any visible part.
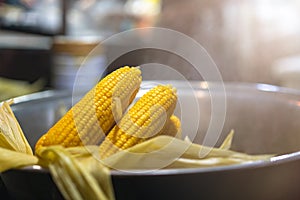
[2,81,300,200]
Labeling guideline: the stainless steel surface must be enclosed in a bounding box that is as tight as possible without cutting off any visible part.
[2,81,300,200]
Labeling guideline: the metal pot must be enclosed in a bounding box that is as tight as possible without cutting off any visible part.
[2,81,300,200]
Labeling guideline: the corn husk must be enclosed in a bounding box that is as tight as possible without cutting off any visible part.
[0,100,115,200]
[0,100,37,172]
[0,100,32,154]
[103,134,274,170]
[219,129,234,150]
[0,77,44,101]
[60,145,115,200]
[0,100,274,200]
[36,146,115,200]
[0,147,38,172]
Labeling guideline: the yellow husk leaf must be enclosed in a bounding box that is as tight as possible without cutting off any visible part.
[0,147,38,172]
[219,129,234,150]
[0,77,44,101]
[103,135,274,170]
[64,146,115,200]
[77,156,115,200]
[36,146,115,200]
[0,100,33,154]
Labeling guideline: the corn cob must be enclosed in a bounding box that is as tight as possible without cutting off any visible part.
[99,85,177,159]
[161,115,182,139]
[35,66,142,150]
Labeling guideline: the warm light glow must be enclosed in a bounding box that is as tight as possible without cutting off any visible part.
[296,101,300,107]
[199,82,209,90]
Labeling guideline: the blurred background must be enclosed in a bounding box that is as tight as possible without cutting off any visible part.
[1,0,300,100]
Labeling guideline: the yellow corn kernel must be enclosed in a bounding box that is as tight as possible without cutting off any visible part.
[99,85,177,159]
[35,66,142,150]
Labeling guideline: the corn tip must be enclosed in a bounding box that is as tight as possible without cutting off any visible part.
[165,84,177,93]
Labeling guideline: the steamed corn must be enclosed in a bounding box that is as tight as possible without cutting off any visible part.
[0,66,277,200]
[35,66,142,150]
[99,85,177,159]
[161,115,181,139]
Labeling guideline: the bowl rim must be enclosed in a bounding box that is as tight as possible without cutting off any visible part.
[7,81,300,176]
[11,81,300,104]
[9,150,300,177]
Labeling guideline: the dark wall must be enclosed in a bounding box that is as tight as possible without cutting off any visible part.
[0,48,52,87]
